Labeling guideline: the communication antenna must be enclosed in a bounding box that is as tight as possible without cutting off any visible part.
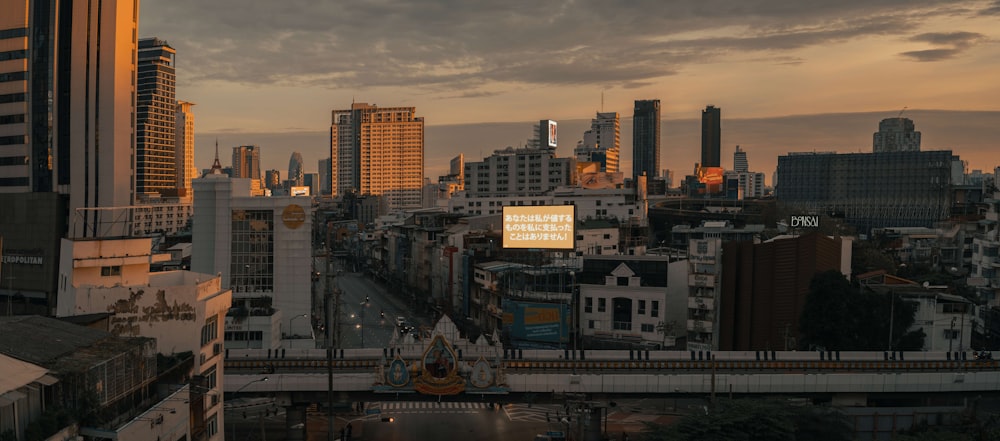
[897,106,907,120]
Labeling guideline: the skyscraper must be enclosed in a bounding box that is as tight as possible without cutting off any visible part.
[0,0,138,235]
[873,117,921,153]
[632,100,660,179]
[136,38,177,198]
[318,158,332,195]
[288,151,304,187]
[175,101,197,192]
[330,103,424,211]
[733,145,748,172]
[575,112,620,173]
[701,105,721,167]
[232,145,262,180]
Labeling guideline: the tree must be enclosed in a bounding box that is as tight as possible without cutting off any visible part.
[799,270,924,351]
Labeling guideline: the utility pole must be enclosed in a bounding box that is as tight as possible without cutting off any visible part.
[326,246,336,441]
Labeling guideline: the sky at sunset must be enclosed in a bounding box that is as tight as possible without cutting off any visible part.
[139,0,1000,181]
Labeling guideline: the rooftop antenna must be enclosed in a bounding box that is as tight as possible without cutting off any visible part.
[897,106,907,121]
[601,90,604,112]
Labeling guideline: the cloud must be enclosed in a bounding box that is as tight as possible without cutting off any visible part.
[900,31,985,61]
[980,1,1000,15]
[140,0,970,93]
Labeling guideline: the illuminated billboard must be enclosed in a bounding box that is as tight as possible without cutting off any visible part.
[697,166,724,185]
[502,205,576,250]
[502,300,570,344]
[547,120,558,147]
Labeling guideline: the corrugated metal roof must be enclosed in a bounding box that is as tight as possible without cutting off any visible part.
[0,316,154,374]
[0,353,48,394]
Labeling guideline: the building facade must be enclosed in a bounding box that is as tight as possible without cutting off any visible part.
[575,112,620,173]
[873,117,921,153]
[776,150,957,233]
[136,38,177,198]
[632,100,660,180]
[701,105,721,168]
[175,101,197,192]
[288,151,304,187]
[330,103,424,211]
[1,0,138,236]
[461,146,575,198]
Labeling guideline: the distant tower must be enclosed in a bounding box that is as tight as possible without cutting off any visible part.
[576,112,620,172]
[175,101,196,191]
[231,145,262,180]
[288,151,304,187]
[330,103,424,211]
[632,100,661,179]
[733,145,748,172]
[136,38,178,198]
[701,105,721,168]
[873,117,921,153]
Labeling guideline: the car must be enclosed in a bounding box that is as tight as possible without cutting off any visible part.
[396,317,406,327]
[399,325,414,335]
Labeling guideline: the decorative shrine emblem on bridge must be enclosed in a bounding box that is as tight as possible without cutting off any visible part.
[413,335,465,395]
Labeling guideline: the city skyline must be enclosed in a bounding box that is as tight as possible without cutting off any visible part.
[138,0,1000,180]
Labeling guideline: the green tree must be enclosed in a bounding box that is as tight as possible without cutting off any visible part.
[799,270,924,351]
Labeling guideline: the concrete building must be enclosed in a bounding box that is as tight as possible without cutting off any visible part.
[1,0,138,237]
[686,238,722,351]
[701,105,721,168]
[970,191,1000,306]
[54,236,231,441]
[874,117,921,153]
[632,100,661,179]
[330,103,424,211]
[776,150,958,234]
[191,170,313,349]
[176,101,197,193]
[574,112,620,173]
[733,145,748,173]
[461,145,575,198]
[318,157,332,195]
[719,232,851,351]
[136,38,177,199]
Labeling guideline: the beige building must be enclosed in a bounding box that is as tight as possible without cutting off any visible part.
[55,236,232,441]
[176,101,198,192]
[330,103,424,211]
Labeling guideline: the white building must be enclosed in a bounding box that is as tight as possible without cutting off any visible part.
[574,112,620,173]
[686,238,722,351]
[192,171,314,349]
[970,191,1000,306]
[54,236,231,441]
[462,145,575,198]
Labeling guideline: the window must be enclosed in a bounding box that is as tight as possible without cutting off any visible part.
[206,413,218,437]
[101,266,122,276]
[944,329,960,340]
[205,365,218,390]
[585,297,593,313]
[641,323,655,332]
[588,320,595,329]
[598,298,606,312]
[617,277,628,286]
[638,300,646,315]
[201,315,218,346]
[651,301,659,318]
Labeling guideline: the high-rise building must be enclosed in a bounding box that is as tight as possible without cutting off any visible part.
[874,117,921,153]
[330,103,424,211]
[0,0,138,231]
[462,145,575,198]
[701,105,721,168]
[136,38,177,198]
[632,100,660,179]
[232,145,262,180]
[318,158,332,195]
[288,151,304,187]
[575,112,620,172]
[733,145,748,172]
[264,169,281,191]
[175,101,197,191]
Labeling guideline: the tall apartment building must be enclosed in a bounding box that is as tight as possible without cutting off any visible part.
[175,101,197,192]
[288,151,304,187]
[0,0,138,231]
[733,145,748,172]
[874,117,921,153]
[724,145,765,199]
[136,38,177,198]
[575,112,620,173]
[777,150,957,233]
[701,105,721,167]
[632,100,660,179]
[462,145,575,198]
[330,103,424,211]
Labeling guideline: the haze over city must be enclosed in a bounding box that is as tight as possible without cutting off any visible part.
[141,0,1000,179]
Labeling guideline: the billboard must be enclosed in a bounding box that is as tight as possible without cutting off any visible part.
[503,300,569,344]
[547,120,558,147]
[502,205,575,250]
[697,166,724,185]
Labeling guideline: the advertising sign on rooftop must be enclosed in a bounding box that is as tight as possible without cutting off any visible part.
[502,205,576,250]
[503,300,569,344]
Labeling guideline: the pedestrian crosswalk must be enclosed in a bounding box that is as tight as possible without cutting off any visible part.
[503,403,565,423]
[378,401,490,414]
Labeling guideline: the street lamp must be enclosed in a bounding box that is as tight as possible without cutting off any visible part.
[949,316,957,352]
[229,376,269,441]
[358,299,369,347]
[289,313,309,338]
